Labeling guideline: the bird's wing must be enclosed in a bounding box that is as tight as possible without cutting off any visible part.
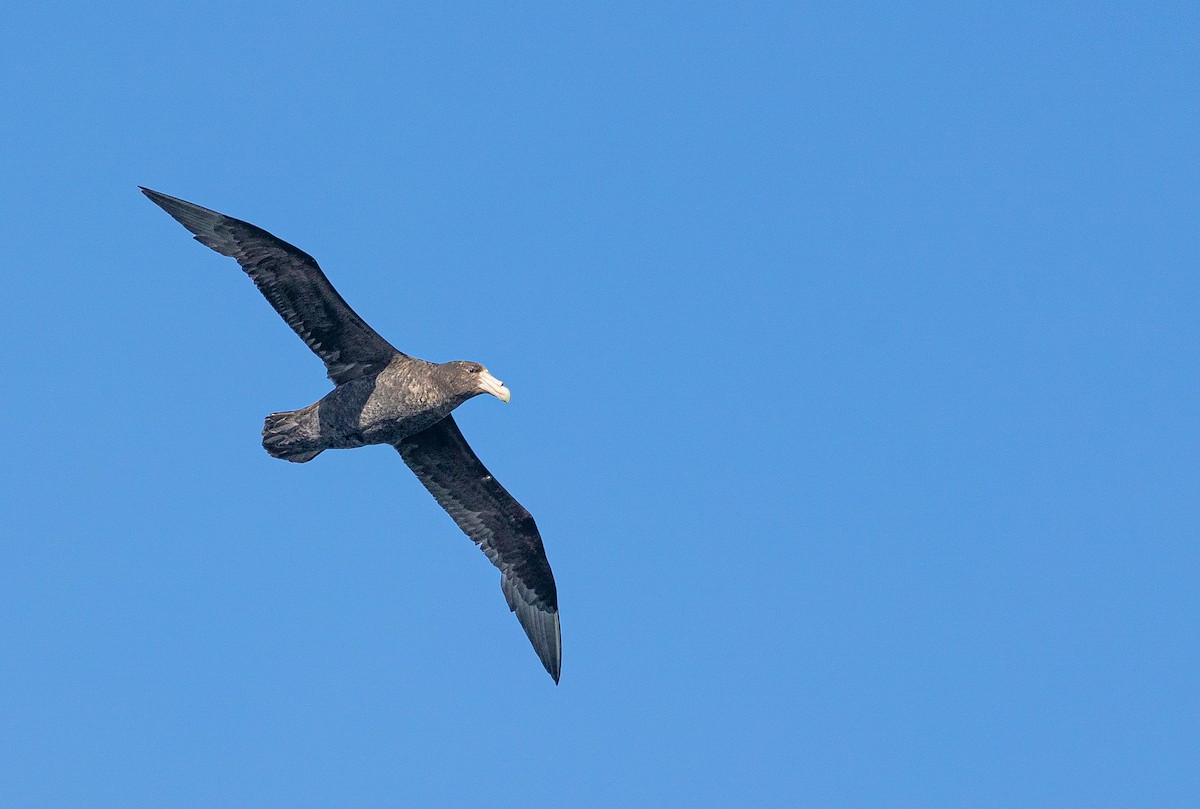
[396,415,561,682]
[141,187,401,385]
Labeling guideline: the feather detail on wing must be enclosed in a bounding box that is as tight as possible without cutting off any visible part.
[397,416,561,682]
[141,187,401,385]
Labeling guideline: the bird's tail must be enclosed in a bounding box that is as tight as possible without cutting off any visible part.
[262,408,324,463]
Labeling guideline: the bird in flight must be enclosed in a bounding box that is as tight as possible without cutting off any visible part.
[141,188,561,682]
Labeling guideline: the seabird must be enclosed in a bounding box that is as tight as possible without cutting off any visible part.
[141,188,561,682]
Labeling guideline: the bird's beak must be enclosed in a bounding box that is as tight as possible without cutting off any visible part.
[478,370,511,403]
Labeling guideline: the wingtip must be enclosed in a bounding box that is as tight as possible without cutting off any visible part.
[538,608,563,684]
[139,186,175,209]
[501,572,562,683]
[543,655,562,684]
[547,612,562,684]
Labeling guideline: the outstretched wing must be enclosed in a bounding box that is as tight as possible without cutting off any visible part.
[141,187,401,385]
[397,416,561,682]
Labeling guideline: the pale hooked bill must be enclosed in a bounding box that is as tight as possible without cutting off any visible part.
[478,370,511,403]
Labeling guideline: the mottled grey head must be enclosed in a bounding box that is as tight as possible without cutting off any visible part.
[440,361,511,404]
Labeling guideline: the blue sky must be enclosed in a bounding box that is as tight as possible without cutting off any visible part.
[2,2,1197,806]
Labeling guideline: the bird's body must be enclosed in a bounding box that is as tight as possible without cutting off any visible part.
[261,356,495,461]
[141,187,561,682]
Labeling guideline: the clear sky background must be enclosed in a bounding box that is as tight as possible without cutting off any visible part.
[2,2,1197,807]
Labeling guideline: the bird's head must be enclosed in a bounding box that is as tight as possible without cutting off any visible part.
[443,361,511,404]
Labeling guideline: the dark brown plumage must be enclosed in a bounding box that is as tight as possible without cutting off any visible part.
[141,187,561,682]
